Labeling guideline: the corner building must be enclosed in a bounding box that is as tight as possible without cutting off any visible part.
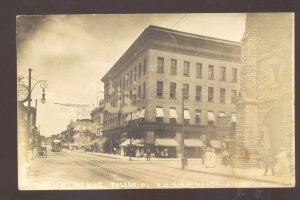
[101,25,241,157]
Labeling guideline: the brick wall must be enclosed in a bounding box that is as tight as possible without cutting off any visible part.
[147,48,239,124]
[234,13,294,168]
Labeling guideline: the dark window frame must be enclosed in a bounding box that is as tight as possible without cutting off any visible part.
[196,63,202,78]
[156,81,164,97]
[195,85,202,101]
[220,66,226,81]
[208,87,214,102]
[170,82,176,99]
[170,59,177,75]
[208,65,214,80]
[183,61,190,76]
[220,88,226,103]
[232,68,237,82]
[157,57,164,73]
[183,84,189,100]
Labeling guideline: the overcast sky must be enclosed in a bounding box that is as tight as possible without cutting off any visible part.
[17,13,246,137]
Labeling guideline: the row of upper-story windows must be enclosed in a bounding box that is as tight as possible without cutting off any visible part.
[105,82,147,106]
[157,57,238,82]
[156,81,238,103]
[104,59,147,101]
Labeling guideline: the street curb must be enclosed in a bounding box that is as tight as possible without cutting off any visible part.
[181,168,293,187]
[85,152,206,161]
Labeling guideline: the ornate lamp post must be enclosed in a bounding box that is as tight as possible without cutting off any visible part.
[18,68,48,150]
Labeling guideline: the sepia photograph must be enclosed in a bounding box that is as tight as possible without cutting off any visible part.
[16,13,295,190]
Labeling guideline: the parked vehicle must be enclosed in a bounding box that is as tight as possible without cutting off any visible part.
[36,142,47,158]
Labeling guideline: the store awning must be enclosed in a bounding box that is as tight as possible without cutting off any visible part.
[119,139,144,147]
[133,110,140,120]
[156,107,164,118]
[125,114,132,122]
[184,110,191,120]
[184,139,204,147]
[139,109,145,118]
[169,108,178,119]
[195,111,201,117]
[132,139,144,147]
[210,140,221,149]
[155,138,179,147]
[231,113,237,123]
[208,111,215,121]
[119,139,130,147]
[219,112,226,117]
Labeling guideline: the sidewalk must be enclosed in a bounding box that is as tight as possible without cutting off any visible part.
[85,151,181,161]
[73,150,295,187]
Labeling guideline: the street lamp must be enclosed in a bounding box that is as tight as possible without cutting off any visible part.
[41,89,46,104]
[26,68,48,150]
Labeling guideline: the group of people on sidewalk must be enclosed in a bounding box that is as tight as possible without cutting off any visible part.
[263,148,294,177]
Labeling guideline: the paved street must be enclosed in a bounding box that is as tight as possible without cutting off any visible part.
[18,148,290,190]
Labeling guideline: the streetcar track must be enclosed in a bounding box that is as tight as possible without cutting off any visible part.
[65,151,203,185]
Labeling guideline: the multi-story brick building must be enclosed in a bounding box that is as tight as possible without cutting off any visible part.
[232,14,294,168]
[101,25,241,157]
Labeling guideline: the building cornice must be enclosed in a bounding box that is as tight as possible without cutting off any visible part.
[101,25,241,83]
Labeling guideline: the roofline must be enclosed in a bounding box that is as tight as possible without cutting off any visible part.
[101,25,241,82]
[148,25,240,45]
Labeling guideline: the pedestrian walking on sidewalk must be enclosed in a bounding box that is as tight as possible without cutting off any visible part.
[222,149,230,167]
[264,148,276,176]
[146,148,151,162]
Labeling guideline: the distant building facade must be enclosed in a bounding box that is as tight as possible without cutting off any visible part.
[90,101,104,137]
[101,25,241,157]
[232,14,294,168]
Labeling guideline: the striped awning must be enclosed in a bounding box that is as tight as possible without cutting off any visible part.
[119,139,130,147]
[119,139,144,147]
[125,114,132,122]
[208,111,215,121]
[132,139,144,147]
[133,110,140,120]
[184,110,191,120]
[156,107,164,118]
[139,109,145,118]
[169,108,178,119]
[155,138,179,147]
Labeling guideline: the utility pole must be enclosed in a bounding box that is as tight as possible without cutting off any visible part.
[35,99,37,127]
[27,68,32,148]
[181,87,186,170]
[129,112,132,161]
